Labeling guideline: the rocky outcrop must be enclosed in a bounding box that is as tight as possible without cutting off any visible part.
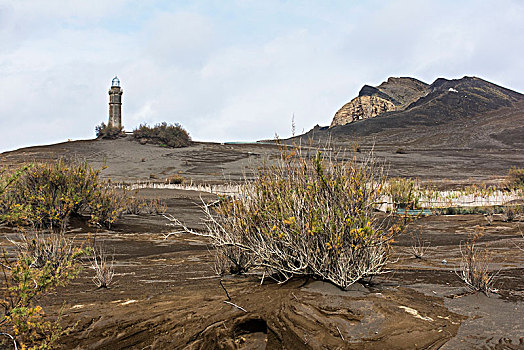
[330,95,397,127]
[330,77,430,127]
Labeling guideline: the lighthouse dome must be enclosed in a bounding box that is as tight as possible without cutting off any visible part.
[111,76,120,87]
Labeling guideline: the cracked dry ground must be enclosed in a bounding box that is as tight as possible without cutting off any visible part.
[1,189,522,349]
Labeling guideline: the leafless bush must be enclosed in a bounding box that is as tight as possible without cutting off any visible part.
[410,230,430,259]
[8,226,77,270]
[484,207,494,226]
[124,197,142,215]
[165,213,255,276]
[457,231,498,295]
[167,144,403,290]
[90,245,115,289]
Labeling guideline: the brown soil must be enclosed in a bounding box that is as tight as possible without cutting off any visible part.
[1,140,524,349]
[0,188,522,349]
[1,135,521,189]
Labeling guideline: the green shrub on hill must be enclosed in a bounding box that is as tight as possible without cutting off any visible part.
[132,122,192,148]
[95,122,123,139]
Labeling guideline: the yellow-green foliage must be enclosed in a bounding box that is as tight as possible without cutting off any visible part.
[209,145,401,289]
[388,177,420,209]
[0,161,124,228]
[1,230,86,349]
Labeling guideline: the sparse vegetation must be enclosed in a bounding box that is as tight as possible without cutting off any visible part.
[90,245,115,289]
[133,122,192,148]
[165,174,185,185]
[484,206,494,225]
[501,205,523,222]
[388,178,420,209]
[457,231,498,295]
[0,161,125,228]
[505,167,524,192]
[410,229,430,259]
[169,145,403,289]
[0,228,86,349]
[124,197,167,215]
[95,122,123,139]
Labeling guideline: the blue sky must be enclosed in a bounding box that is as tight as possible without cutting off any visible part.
[1,0,523,152]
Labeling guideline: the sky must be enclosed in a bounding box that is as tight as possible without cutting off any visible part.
[1,0,523,152]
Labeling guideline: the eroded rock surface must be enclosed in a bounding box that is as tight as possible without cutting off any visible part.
[331,77,429,127]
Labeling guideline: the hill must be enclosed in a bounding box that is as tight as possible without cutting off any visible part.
[321,76,524,148]
[2,76,523,184]
[298,76,524,181]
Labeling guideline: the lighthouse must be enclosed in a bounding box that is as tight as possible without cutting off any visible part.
[108,76,123,129]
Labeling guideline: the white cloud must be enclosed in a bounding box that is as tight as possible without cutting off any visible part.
[0,0,523,152]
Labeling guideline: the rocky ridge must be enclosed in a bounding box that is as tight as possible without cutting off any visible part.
[299,76,524,166]
[331,77,430,127]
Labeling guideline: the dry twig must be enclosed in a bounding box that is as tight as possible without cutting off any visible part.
[90,245,115,289]
[456,231,498,295]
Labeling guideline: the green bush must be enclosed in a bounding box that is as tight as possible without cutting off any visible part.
[192,145,403,289]
[0,228,86,349]
[132,122,192,148]
[387,178,420,209]
[95,122,123,139]
[0,161,125,228]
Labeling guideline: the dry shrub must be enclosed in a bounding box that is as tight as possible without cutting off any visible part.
[0,161,125,228]
[190,145,402,289]
[484,207,494,225]
[410,229,430,259]
[124,197,167,215]
[504,167,524,192]
[0,228,86,349]
[165,174,186,185]
[90,246,115,289]
[457,231,498,295]
[501,205,523,222]
[515,226,524,252]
